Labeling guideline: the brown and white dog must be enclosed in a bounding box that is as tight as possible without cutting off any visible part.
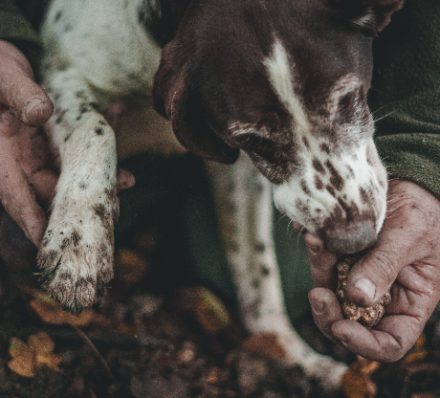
[39,0,403,388]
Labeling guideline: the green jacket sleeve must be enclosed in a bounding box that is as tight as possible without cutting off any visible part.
[0,0,41,73]
[370,0,440,198]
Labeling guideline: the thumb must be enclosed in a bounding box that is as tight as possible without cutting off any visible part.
[346,226,419,307]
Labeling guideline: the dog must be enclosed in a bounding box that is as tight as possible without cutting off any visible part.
[39,0,403,388]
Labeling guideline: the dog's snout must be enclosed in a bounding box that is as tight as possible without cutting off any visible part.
[322,220,377,254]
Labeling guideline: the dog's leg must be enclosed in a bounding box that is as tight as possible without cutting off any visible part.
[37,63,117,311]
[208,155,348,389]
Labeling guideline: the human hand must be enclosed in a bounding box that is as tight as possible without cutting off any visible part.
[306,180,440,361]
[0,40,55,245]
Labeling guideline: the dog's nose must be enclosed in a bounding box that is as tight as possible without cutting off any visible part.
[322,220,377,254]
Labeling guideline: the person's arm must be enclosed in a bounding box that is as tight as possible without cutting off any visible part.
[371,0,440,199]
[0,0,41,73]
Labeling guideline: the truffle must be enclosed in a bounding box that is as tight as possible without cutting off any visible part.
[336,257,391,328]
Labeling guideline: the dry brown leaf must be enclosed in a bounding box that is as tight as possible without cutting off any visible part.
[115,249,149,285]
[205,367,222,385]
[8,337,36,378]
[400,335,428,367]
[30,296,94,327]
[181,287,231,334]
[8,332,62,378]
[242,333,286,361]
[353,356,381,376]
[342,369,377,398]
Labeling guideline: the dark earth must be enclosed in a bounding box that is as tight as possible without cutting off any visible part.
[0,213,439,398]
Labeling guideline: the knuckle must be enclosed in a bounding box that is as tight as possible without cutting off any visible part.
[369,249,399,284]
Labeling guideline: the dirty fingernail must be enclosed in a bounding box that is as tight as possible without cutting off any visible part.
[354,278,376,301]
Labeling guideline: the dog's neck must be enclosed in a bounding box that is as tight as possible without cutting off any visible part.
[139,0,191,46]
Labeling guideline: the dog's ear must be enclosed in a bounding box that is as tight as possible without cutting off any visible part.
[333,0,404,35]
[153,44,239,164]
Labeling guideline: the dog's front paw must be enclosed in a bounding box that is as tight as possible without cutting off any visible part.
[37,202,115,312]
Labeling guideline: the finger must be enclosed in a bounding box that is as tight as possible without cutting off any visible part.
[0,135,47,245]
[331,314,421,362]
[104,103,127,132]
[0,107,21,136]
[29,169,58,202]
[117,169,136,192]
[308,288,344,340]
[346,217,425,307]
[305,233,337,288]
[0,44,53,125]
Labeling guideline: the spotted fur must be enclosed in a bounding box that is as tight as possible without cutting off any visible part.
[41,0,402,388]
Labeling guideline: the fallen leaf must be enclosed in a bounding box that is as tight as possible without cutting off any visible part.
[342,369,377,398]
[205,367,222,385]
[29,294,94,327]
[400,335,428,367]
[8,338,36,378]
[180,287,231,334]
[8,332,62,378]
[115,249,149,285]
[353,356,381,376]
[242,333,286,361]
[342,356,381,398]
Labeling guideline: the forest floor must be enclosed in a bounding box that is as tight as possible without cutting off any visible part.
[0,225,439,398]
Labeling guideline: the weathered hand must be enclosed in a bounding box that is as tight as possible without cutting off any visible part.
[306,180,440,361]
[0,40,55,245]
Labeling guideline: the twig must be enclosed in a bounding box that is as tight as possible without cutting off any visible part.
[70,324,113,379]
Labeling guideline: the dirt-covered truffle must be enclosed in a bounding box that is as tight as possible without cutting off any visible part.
[336,257,391,328]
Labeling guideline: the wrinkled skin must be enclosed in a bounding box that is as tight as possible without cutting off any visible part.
[0,40,56,245]
[306,180,440,361]
[0,41,134,246]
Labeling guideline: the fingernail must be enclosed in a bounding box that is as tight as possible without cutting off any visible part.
[354,278,376,301]
[338,336,349,347]
[311,299,326,315]
[308,245,321,255]
[23,98,46,124]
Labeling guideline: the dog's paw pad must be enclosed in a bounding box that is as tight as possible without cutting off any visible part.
[37,222,114,312]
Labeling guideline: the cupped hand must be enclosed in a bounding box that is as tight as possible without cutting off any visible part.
[306,180,440,361]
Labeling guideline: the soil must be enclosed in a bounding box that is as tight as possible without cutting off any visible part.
[0,224,439,398]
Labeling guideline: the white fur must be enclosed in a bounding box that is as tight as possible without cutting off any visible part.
[39,0,163,309]
[264,39,310,132]
[208,156,348,387]
[263,41,388,234]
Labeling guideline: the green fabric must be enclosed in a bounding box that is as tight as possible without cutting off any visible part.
[180,171,312,320]
[0,0,41,72]
[371,0,440,198]
[118,154,312,321]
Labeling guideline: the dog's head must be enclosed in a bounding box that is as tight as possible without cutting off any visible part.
[153,0,403,254]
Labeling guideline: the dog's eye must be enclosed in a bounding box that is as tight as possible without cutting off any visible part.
[334,91,360,124]
[337,92,356,114]
[233,132,283,163]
